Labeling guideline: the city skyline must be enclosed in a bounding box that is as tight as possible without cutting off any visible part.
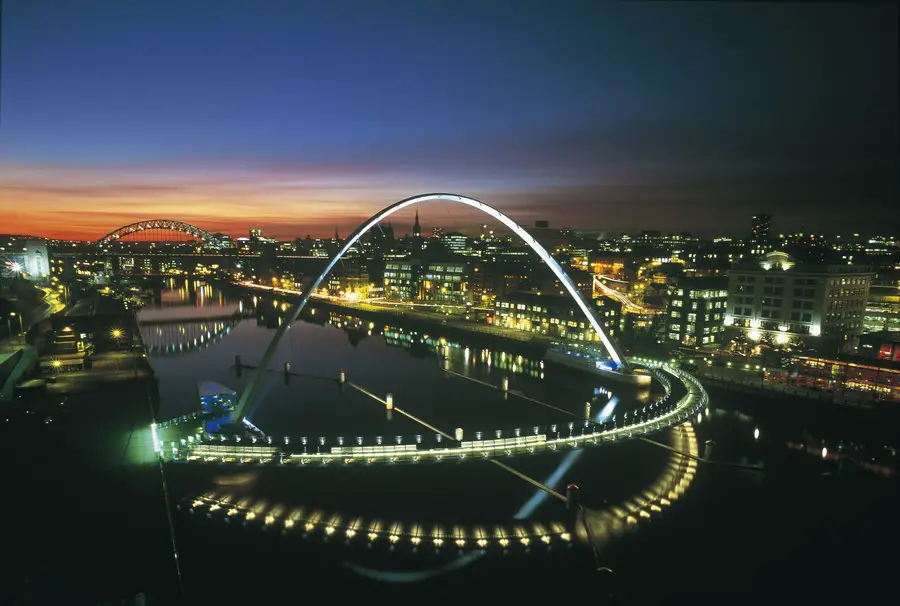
[1,1,897,240]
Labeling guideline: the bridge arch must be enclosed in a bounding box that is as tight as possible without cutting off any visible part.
[235,193,627,422]
[98,219,218,246]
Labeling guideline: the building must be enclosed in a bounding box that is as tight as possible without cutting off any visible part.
[3,239,50,280]
[326,257,370,298]
[665,276,729,347]
[420,261,470,305]
[383,259,420,300]
[440,233,468,255]
[39,325,92,374]
[749,214,772,256]
[858,331,900,363]
[491,291,620,343]
[780,353,900,403]
[726,251,872,352]
[863,283,900,333]
[540,267,594,299]
[588,254,625,278]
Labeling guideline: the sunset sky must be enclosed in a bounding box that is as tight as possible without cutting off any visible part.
[1,1,897,240]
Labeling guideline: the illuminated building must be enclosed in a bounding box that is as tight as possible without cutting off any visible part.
[749,213,772,256]
[858,331,900,363]
[541,267,594,299]
[863,283,900,332]
[3,239,50,280]
[726,251,872,352]
[666,277,729,346]
[440,233,468,254]
[781,353,900,403]
[327,257,370,298]
[589,255,625,277]
[420,261,470,305]
[383,260,420,300]
[492,291,620,342]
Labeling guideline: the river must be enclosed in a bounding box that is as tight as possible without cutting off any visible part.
[137,279,900,603]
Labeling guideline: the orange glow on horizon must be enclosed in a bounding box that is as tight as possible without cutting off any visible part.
[0,162,471,240]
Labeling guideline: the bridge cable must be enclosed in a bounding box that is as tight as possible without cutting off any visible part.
[145,386,186,601]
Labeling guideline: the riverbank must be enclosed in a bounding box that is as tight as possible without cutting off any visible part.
[694,366,900,412]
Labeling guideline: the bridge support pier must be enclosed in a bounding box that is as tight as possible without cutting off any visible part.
[339,369,346,384]
[501,377,509,392]
[235,355,242,378]
[454,427,464,442]
[385,393,394,410]
[284,361,291,384]
[584,401,591,420]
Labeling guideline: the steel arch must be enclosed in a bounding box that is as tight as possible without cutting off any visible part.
[97,219,216,245]
[234,193,628,423]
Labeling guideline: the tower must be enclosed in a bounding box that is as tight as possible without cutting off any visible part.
[413,210,421,238]
[751,214,771,242]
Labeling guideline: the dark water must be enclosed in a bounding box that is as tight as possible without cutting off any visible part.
[2,279,896,604]
[143,282,900,603]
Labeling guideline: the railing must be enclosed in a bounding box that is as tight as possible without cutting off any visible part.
[165,359,706,465]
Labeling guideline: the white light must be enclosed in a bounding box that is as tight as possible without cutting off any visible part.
[299,195,622,364]
[151,423,161,453]
[821,446,828,459]
[753,428,759,440]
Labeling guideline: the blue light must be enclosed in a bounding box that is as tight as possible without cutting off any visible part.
[514,449,584,519]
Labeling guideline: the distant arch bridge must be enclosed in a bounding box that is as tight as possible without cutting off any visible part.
[97,219,222,247]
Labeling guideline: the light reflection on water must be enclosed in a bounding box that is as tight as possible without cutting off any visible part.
[140,283,656,442]
[141,281,899,474]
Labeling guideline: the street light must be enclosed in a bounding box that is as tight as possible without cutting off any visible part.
[51,359,62,377]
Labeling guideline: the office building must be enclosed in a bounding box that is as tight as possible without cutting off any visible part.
[420,261,470,305]
[666,276,729,346]
[491,291,620,342]
[383,259,420,300]
[726,250,872,352]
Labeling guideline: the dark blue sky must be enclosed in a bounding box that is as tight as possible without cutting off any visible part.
[1,1,897,239]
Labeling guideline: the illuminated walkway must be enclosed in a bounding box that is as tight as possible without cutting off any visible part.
[161,360,706,466]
